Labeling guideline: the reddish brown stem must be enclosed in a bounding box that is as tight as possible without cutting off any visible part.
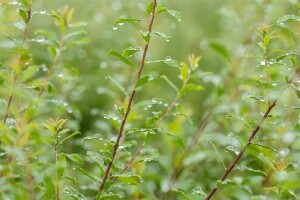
[2,1,33,125]
[205,68,300,200]
[96,0,158,194]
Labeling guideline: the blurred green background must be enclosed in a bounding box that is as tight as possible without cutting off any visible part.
[1,0,300,198]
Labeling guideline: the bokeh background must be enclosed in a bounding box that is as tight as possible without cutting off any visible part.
[1,0,300,199]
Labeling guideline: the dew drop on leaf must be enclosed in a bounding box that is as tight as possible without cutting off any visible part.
[165,56,172,61]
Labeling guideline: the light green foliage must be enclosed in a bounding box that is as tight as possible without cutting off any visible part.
[1,0,300,199]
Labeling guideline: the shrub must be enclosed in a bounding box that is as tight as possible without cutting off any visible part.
[1,0,300,199]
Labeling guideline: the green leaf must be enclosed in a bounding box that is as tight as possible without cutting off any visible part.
[98,193,121,200]
[43,123,56,135]
[263,35,270,47]
[66,153,83,163]
[209,42,231,61]
[51,12,65,32]
[236,165,267,175]
[19,9,28,24]
[170,188,189,200]
[180,63,189,82]
[22,65,39,81]
[126,128,158,137]
[65,30,88,39]
[154,31,171,40]
[216,179,236,187]
[192,186,207,197]
[156,5,167,15]
[278,15,300,24]
[60,131,80,144]
[113,174,143,185]
[114,17,144,27]
[122,47,142,57]
[73,166,98,182]
[105,76,128,97]
[164,57,181,68]
[108,50,136,68]
[87,151,105,169]
[147,58,181,68]
[57,153,66,180]
[140,31,150,43]
[257,42,264,50]
[64,186,85,200]
[43,175,56,199]
[208,140,225,170]
[167,10,182,22]
[166,132,185,149]
[58,128,70,135]
[161,75,179,93]
[136,75,154,88]
[179,84,204,97]
[146,2,154,15]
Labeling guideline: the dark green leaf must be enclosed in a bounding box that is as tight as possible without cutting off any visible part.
[19,9,28,24]
[161,75,179,93]
[114,17,144,26]
[108,50,136,68]
[73,166,98,182]
[167,10,182,22]
[179,84,204,97]
[43,175,56,199]
[278,15,300,24]
[66,153,83,163]
[64,186,85,200]
[140,31,150,43]
[136,75,154,88]
[209,42,231,61]
[113,174,143,185]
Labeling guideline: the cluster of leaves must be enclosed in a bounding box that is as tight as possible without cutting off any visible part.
[1,0,300,200]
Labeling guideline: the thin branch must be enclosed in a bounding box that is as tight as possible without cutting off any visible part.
[205,68,300,200]
[2,0,33,125]
[96,0,158,194]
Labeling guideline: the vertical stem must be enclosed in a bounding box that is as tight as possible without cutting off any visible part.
[96,0,158,194]
[2,0,33,125]
[55,134,60,200]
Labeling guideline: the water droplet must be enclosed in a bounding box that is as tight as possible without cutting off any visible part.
[113,26,118,30]
[152,98,157,103]
[41,64,47,72]
[99,61,108,69]
[118,22,124,26]
[57,73,64,78]
[144,107,148,111]
[36,35,45,42]
[90,108,98,116]
[166,39,170,42]
[164,103,168,107]
[14,21,25,31]
[260,60,266,66]
[39,9,47,14]
[165,56,172,61]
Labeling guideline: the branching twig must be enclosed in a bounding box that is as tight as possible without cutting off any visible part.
[2,0,33,125]
[205,67,300,200]
[96,0,158,194]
